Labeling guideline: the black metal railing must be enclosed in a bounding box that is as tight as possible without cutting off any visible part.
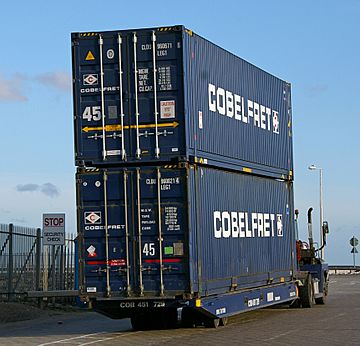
[0,223,76,301]
[328,265,360,272]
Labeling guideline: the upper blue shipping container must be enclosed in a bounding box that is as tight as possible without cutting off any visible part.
[76,164,295,298]
[72,26,293,179]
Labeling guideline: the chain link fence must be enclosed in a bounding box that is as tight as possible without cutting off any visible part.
[0,223,76,301]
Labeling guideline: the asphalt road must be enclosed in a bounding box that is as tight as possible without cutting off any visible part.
[0,275,359,346]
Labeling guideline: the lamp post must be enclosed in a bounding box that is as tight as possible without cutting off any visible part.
[308,164,324,260]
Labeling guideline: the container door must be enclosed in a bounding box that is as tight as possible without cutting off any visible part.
[73,33,131,165]
[77,169,131,297]
[78,166,189,297]
[132,166,188,296]
[126,29,185,162]
[73,28,185,166]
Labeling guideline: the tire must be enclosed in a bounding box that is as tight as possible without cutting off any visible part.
[204,317,220,328]
[299,274,314,308]
[181,308,195,328]
[289,298,301,308]
[315,274,328,305]
[162,309,178,329]
[219,317,228,326]
[132,312,176,330]
[315,296,326,304]
[131,315,147,330]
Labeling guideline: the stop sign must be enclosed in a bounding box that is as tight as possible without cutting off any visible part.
[42,213,65,246]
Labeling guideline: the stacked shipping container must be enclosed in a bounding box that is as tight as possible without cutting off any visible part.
[72,25,293,178]
[72,26,296,313]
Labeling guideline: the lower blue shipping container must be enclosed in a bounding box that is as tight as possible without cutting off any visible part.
[77,165,296,309]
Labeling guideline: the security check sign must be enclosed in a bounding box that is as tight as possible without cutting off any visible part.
[43,213,65,246]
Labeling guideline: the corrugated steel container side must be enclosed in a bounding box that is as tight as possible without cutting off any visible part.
[72,26,293,179]
[189,166,295,296]
[77,164,295,298]
[183,31,293,177]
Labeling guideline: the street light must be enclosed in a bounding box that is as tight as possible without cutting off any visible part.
[308,164,324,260]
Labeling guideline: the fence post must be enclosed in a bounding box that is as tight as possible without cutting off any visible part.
[60,245,64,290]
[51,245,56,304]
[7,223,14,301]
[35,228,42,291]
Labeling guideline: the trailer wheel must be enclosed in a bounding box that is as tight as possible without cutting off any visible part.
[315,275,328,305]
[131,311,177,330]
[315,296,325,305]
[130,315,147,330]
[299,274,314,308]
[289,297,301,308]
[219,317,228,326]
[161,309,178,329]
[181,308,195,328]
[204,317,220,328]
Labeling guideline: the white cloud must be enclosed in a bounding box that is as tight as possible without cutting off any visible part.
[16,183,39,192]
[0,71,71,101]
[16,183,60,198]
[36,71,71,91]
[0,74,27,101]
[41,183,60,198]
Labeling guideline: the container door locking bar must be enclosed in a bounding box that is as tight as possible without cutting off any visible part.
[123,171,131,296]
[157,168,164,296]
[152,31,160,159]
[99,34,107,161]
[117,34,126,161]
[103,171,111,297]
[133,33,141,159]
[136,169,144,296]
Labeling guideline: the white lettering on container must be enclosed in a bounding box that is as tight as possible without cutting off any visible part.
[213,210,284,238]
[208,83,280,135]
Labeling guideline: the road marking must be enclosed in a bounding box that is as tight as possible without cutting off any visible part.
[37,331,142,346]
[264,330,294,341]
[78,332,142,345]
[37,332,106,345]
[79,338,118,345]
[319,312,346,323]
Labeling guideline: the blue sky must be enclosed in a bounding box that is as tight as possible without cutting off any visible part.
[0,0,359,264]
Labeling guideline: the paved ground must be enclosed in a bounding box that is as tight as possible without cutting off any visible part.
[0,275,359,346]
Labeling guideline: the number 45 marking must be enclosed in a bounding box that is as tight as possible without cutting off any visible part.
[82,106,101,121]
[143,243,155,256]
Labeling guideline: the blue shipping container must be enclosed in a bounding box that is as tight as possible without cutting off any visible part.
[72,26,293,179]
[76,164,295,299]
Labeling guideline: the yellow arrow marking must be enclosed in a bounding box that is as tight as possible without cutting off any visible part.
[82,121,179,133]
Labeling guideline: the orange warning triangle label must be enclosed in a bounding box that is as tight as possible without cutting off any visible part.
[85,51,95,61]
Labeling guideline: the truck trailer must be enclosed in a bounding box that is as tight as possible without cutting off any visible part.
[75,164,328,329]
[72,25,328,329]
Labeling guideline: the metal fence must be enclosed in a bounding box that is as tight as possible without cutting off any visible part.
[0,223,76,301]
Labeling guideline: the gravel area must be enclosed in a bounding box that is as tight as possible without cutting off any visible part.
[0,302,51,323]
